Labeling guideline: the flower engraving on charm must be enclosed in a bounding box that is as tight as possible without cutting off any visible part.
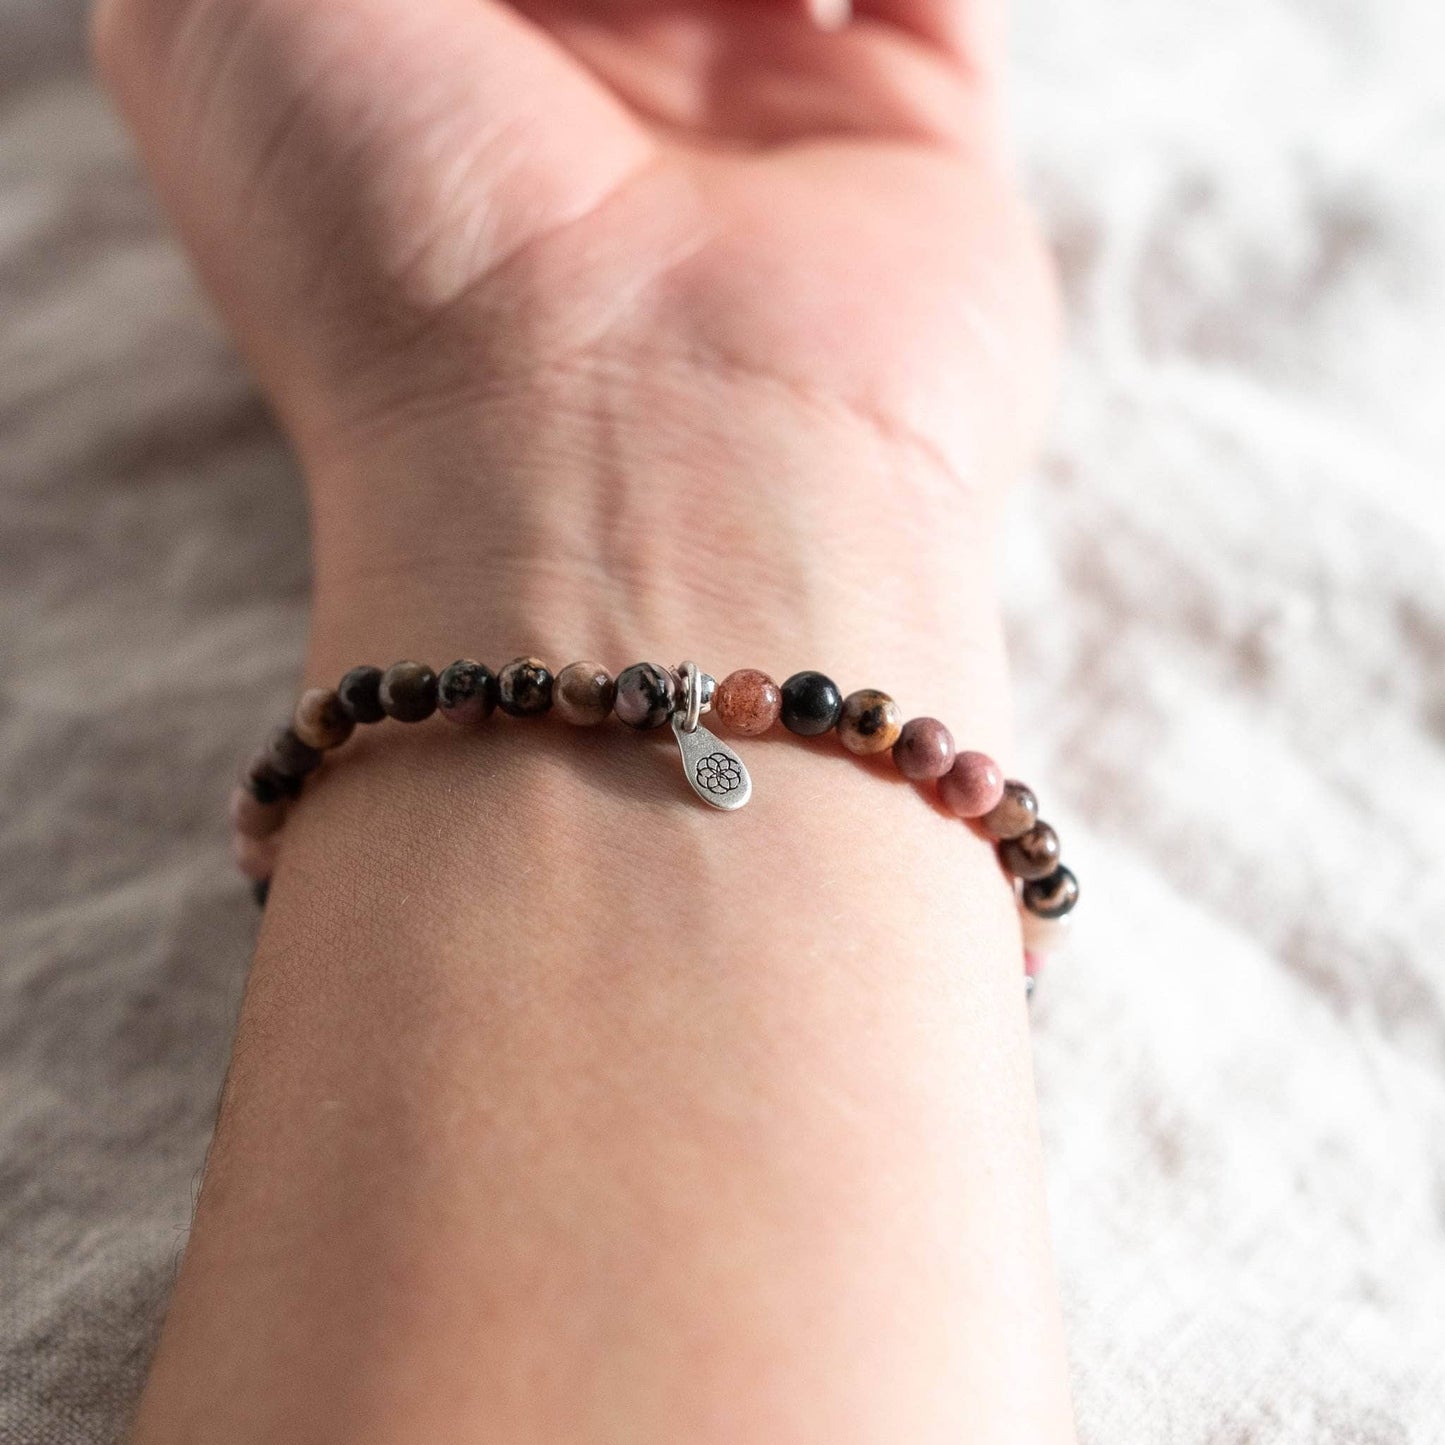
[695,752,744,797]
[672,717,752,810]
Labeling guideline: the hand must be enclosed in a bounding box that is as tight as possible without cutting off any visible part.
[95,0,1056,686]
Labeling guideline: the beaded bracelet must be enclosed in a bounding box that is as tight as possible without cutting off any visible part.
[231,657,1079,994]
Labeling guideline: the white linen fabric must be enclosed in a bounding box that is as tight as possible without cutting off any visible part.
[1,0,1442,1439]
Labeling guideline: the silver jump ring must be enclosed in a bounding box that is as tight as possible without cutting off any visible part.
[678,660,702,733]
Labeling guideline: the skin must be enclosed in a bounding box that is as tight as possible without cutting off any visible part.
[93,0,1072,1439]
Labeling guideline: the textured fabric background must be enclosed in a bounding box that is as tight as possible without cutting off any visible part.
[2,0,1442,1440]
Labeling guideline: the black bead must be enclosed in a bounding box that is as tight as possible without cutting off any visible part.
[780,671,842,736]
[337,665,386,724]
[437,659,498,720]
[1021,864,1078,920]
[265,726,324,781]
[241,754,301,805]
[379,661,439,722]
[497,657,554,717]
[252,877,271,909]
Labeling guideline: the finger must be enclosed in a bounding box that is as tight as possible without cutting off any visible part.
[92,0,655,390]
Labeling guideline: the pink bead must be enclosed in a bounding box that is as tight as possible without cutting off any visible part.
[892,717,956,781]
[233,832,279,883]
[228,786,286,840]
[937,750,1005,819]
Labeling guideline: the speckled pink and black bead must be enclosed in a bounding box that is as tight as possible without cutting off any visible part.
[938,751,1004,819]
[437,659,498,725]
[497,657,553,717]
[614,662,675,730]
[892,717,955,781]
[837,690,903,756]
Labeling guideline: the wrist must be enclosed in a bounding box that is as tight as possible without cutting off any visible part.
[298,362,1015,748]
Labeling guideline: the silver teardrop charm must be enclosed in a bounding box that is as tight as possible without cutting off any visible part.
[673,715,752,811]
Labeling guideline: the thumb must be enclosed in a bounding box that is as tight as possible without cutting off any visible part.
[92,0,654,418]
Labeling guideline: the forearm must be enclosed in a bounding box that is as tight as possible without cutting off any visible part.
[133,404,1074,1443]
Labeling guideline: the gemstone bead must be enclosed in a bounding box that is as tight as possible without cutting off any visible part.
[233,832,278,883]
[497,656,553,717]
[892,717,955,781]
[614,662,675,730]
[229,786,285,840]
[1022,864,1078,920]
[714,669,781,736]
[938,750,1005,819]
[999,822,1062,881]
[293,687,355,750]
[380,661,439,722]
[780,671,842,736]
[437,659,498,725]
[554,662,616,726]
[837,689,902,755]
[241,753,300,805]
[337,665,386,724]
[266,725,323,781]
[978,780,1038,840]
